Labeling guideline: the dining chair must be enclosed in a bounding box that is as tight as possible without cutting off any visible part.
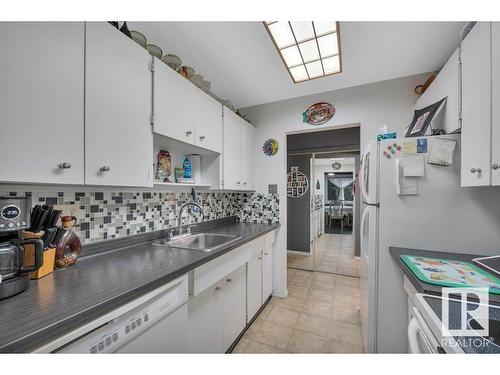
[330,200,344,230]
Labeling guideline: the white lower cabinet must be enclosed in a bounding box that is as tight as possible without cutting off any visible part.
[262,246,273,303]
[246,251,263,323]
[187,280,225,353]
[222,265,247,351]
[187,231,276,353]
[188,265,247,353]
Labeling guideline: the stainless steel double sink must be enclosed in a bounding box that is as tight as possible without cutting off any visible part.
[153,233,241,252]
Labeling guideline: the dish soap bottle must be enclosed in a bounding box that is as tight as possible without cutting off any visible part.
[55,215,82,268]
[183,155,192,179]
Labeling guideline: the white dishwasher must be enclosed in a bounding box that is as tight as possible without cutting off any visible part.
[49,275,189,354]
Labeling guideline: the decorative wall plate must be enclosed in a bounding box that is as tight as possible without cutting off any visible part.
[263,138,279,156]
[332,161,341,170]
[287,167,309,198]
[302,102,335,125]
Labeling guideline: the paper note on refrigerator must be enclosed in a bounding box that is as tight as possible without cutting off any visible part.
[396,159,418,196]
[428,138,456,166]
[403,155,425,177]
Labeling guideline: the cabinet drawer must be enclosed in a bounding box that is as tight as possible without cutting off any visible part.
[192,237,264,296]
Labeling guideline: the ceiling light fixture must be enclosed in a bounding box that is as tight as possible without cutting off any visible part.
[264,21,342,83]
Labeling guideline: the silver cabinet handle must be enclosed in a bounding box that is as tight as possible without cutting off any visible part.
[264,252,269,256]
[258,256,262,260]
[493,164,499,170]
[100,166,111,172]
[58,162,72,169]
[471,168,482,174]
[243,182,247,185]
[186,130,192,136]
[237,181,241,185]
[226,278,232,283]
[215,286,222,291]
[199,135,206,141]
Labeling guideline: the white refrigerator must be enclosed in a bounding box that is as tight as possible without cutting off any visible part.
[359,135,500,353]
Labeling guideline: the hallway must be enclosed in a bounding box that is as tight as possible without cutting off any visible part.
[233,268,363,353]
[287,233,360,277]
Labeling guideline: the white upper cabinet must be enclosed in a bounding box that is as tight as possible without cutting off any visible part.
[461,22,492,186]
[242,122,255,190]
[222,107,255,190]
[153,59,222,153]
[85,22,153,187]
[193,89,223,153]
[0,22,85,184]
[154,59,196,145]
[223,108,242,190]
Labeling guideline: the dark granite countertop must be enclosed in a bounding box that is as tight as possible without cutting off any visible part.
[389,247,500,304]
[0,220,279,353]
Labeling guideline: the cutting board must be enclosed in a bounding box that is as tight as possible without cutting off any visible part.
[401,255,500,294]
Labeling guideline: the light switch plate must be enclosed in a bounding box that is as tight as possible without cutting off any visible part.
[268,184,277,194]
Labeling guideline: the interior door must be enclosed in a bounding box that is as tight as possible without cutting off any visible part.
[492,22,500,185]
[223,108,242,190]
[85,22,152,187]
[223,265,246,351]
[461,22,492,186]
[154,58,196,145]
[0,22,84,184]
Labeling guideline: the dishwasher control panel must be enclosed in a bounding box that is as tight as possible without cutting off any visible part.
[57,277,188,353]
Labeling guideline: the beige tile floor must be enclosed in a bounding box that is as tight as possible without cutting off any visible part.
[287,233,360,277]
[232,268,364,353]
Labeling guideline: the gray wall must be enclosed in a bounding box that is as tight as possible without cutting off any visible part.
[286,153,311,253]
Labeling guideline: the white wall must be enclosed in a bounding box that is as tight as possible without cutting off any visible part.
[242,73,426,297]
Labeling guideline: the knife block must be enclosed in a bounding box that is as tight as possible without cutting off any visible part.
[20,230,56,279]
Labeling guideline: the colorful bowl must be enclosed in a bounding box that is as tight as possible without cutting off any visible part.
[178,66,195,80]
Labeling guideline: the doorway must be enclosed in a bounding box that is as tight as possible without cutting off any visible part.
[286,125,360,277]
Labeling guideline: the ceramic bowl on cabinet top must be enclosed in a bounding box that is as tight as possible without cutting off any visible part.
[130,30,147,48]
[162,54,182,71]
[145,44,163,59]
[178,66,195,80]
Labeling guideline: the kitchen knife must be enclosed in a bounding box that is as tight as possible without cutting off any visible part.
[41,227,56,250]
[51,227,66,247]
[30,205,42,232]
[32,209,50,233]
[47,210,61,228]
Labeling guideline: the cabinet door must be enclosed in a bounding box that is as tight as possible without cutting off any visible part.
[188,281,224,353]
[246,252,263,323]
[262,246,273,302]
[0,22,84,184]
[461,22,492,186]
[492,22,500,185]
[154,58,196,145]
[241,122,255,190]
[223,265,247,351]
[223,108,242,190]
[194,91,223,153]
[85,22,152,187]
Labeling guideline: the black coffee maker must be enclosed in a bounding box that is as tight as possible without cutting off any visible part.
[0,197,43,300]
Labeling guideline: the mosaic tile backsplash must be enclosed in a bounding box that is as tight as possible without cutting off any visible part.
[1,190,279,244]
